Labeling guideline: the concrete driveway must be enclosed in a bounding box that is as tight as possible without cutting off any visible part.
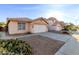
[41,32,79,55]
[35,32,79,55]
[55,34,79,55]
[1,32,79,55]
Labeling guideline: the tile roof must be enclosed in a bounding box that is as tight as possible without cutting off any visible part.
[7,17,32,21]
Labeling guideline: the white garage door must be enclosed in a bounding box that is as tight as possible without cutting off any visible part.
[33,25,47,33]
[48,25,62,31]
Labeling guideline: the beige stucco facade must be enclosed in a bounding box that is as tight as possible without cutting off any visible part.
[8,19,48,34]
[8,21,29,34]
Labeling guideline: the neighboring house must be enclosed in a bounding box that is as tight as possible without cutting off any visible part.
[6,17,48,34]
[46,17,64,31]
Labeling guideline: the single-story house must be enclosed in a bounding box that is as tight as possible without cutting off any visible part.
[6,17,48,35]
[46,17,64,31]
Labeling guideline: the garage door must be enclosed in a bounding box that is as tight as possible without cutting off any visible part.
[33,25,47,33]
[48,25,62,31]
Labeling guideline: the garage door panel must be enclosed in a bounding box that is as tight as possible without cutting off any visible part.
[33,25,47,33]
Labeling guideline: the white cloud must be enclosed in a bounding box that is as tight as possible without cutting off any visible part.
[45,11,64,21]
[49,4,65,8]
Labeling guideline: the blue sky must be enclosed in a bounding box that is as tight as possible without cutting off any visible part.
[0,4,79,25]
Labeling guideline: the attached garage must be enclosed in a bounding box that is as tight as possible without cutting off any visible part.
[31,24,48,33]
[48,25,62,31]
[30,17,48,33]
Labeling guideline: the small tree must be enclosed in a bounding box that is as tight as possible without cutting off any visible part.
[64,23,77,31]
[0,22,6,27]
[0,22,6,31]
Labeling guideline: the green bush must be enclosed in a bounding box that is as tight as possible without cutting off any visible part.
[0,39,32,55]
[64,24,77,31]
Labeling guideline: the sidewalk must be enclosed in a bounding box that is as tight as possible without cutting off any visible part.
[55,34,79,55]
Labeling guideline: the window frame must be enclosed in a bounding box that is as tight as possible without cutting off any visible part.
[18,22,26,30]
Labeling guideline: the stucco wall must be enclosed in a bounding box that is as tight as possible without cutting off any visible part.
[8,21,29,34]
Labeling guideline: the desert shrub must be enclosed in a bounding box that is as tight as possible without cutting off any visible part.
[0,39,32,55]
[64,24,77,31]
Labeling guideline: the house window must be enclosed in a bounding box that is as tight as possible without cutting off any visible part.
[18,22,25,30]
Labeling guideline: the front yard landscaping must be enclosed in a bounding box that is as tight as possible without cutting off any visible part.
[0,35,65,55]
[0,39,32,55]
